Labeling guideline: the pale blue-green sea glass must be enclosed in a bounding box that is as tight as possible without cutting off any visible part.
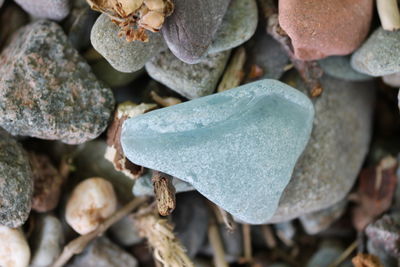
[121,80,314,224]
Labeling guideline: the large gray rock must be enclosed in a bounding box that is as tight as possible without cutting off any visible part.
[0,129,33,228]
[268,73,375,223]
[0,20,115,144]
[14,0,70,21]
[162,0,230,63]
[91,14,166,73]
[145,49,231,99]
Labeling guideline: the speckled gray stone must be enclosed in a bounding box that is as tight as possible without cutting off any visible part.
[319,56,373,81]
[91,14,166,73]
[268,73,374,223]
[0,129,33,228]
[121,80,314,224]
[162,0,230,64]
[145,49,231,99]
[383,72,400,87]
[209,0,258,54]
[0,20,115,145]
[14,0,70,21]
[351,27,400,76]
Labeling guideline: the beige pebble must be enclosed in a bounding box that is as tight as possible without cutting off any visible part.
[0,226,30,267]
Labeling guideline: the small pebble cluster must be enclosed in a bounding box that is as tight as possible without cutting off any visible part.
[0,0,400,266]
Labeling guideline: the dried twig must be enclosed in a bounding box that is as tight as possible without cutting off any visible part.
[152,171,176,216]
[377,0,400,31]
[217,47,247,92]
[52,197,148,267]
[261,225,277,248]
[208,202,235,231]
[208,218,229,267]
[150,90,182,107]
[327,241,358,267]
[242,224,253,263]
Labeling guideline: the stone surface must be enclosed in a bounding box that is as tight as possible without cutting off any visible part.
[122,79,314,224]
[132,171,194,196]
[145,49,231,99]
[0,129,33,228]
[319,56,373,82]
[30,214,64,267]
[91,14,166,73]
[68,237,138,267]
[383,72,400,87]
[172,192,209,257]
[209,0,258,54]
[162,0,230,64]
[300,199,348,235]
[109,215,142,247]
[0,226,30,267]
[0,0,3,8]
[351,28,400,77]
[279,0,373,60]
[0,20,115,144]
[367,240,398,267]
[14,0,70,21]
[268,73,374,223]
[306,241,347,267]
[0,3,29,50]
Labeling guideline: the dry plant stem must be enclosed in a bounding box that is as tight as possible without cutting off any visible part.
[208,219,228,267]
[261,225,277,248]
[377,0,400,31]
[150,90,182,107]
[327,240,358,267]
[208,201,235,231]
[267,14,323,97]
[242,224,253,263]
[152,171,176,216]
[52,197,148,267]
[217,47,247,92]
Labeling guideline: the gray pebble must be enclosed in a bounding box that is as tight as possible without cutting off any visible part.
[0,0,4,8]
[319,56,373,81]
[0,129,33,228]
[306,241,347,267]
[109,215,142,247]
[383,72,400,87]
[162,0,230,64]
[145,49,231,99]
[0,3,29,50]
[0,20,115,144]
[14,0,70,21]
[209,0,258,54]
[91,14,166,73]
[351,27,400,76]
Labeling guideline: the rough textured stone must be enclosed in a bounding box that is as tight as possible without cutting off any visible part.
[0,20,115,144]
[383,72,400,87]
[122,80,314,224]
[162,0,230,63]
[91,14,166,73]
[30,214,64,267]
[279,0,373,60]
[0,129,33,228]
[145,49,231,99]
[268,73,374,223]
[319,56,373,82]
[14,0,70,21]
[351,28,400,77]
[209,0,258,54]
[68,237,138,267]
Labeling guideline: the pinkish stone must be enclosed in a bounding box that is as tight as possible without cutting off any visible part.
[279,0,373,61]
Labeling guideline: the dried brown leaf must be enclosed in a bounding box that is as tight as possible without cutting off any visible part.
[152,171,176,216]
[352,254,384,267]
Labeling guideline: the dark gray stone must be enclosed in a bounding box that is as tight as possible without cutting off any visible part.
[319,56,373,81]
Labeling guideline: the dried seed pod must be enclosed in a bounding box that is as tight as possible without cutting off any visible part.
[0,226,30,267]
[139,10,164,32]
[144,0,165,12]
[66,178,117,235]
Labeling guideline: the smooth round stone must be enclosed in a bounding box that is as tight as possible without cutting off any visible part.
[306,241,346,267]
[0,0,4,8]
[0,130,33,228]
[162,0,230,64]
[351,27,400,77]
[279,0,373,60]
[383,72,400,87]
[0,3,29,50]
[109,215,142,247]
[0,20,115,144]
[319,56,373,82]
[30,214,64,267]
[121,80,314,224]
[268,73,375,223]
[208,0,258,54]
[145,49,231,99]
[91,14,166,73]
[14,0,70,21]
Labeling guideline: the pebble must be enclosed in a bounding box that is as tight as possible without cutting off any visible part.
[172,192,209,257]
[91,14,166,73]
[30,214,64,267]
[109,215,142,247]
[279,0,373,60]
[306,241,349,267]
[0,20,115,144]
[383,72,400,87]
[208,0,258,54]
[0,226,30,267]
[0,3,28,50]
[14,0,70,21]
[67,237,138,267]
[351,27,400,76]
[268,73,374,223]
[318,56,373,82]
[299,199,348,235]
[367,240,398,267]
[145,49,231,99]
[0,0,3,8]
[162,0,230,63]
[0,129,33,228]
[121,79,314,224]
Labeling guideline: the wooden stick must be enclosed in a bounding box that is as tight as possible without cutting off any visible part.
[242,224,253,263]
[217,47,247,92]
[261,225,277,248]
[377,0,400,31]
[208,219,228,267]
